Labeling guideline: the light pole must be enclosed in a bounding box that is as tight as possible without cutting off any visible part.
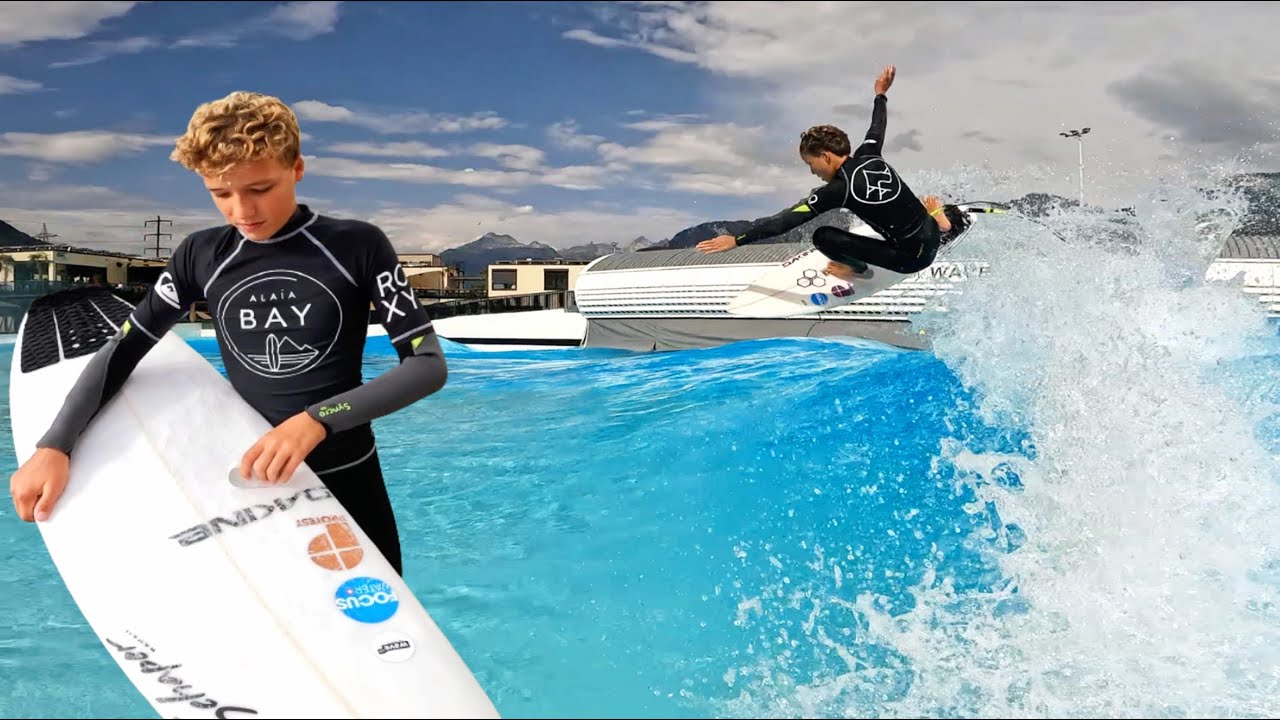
[1059,127,1090,207]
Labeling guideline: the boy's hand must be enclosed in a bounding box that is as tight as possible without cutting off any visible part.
[9,447,71,522]
[875,64,895,95]
[239,412,328,485]
[696,235,738,253]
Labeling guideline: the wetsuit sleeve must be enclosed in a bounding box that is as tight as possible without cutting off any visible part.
[36,239,203,455]
[855,93,888,157]
[734,178,849,246]
[304,226,447,435]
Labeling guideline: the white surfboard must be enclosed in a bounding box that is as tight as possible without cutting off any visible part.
[725,202,1006,318]
[8,286,500,719]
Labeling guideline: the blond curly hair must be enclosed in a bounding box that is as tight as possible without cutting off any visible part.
[171,91,301,178]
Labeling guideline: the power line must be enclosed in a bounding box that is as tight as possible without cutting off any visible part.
[143,215,172,259]
[35,223,59,243]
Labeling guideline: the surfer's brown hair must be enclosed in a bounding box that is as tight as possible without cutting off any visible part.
[799,125,851,158]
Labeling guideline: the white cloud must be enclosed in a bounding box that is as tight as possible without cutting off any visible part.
[302,154,611,191]
[263,1,343,40]
[37,2,341,65]
[0,75,42,95]
[593,118,812,198]
[0,189,698,258]
[565,1,1280,206]
[560,28,698,64]
[172,1,342,49]
[364,194,702,253]
[547,120,605,151]
[293,100,509,134]
[48,35,160,68]
[27,164,56,182]
[0,131,173,163]
[307,135,621,191]
[313,115,810,199]
[322,141,571,176]
[0,185,221,254]
[665,172,793,197]
[304,155,530,188]
[599,119,766,170]
[324,141,451,159]
[533,164,615,191]
[0,182,156,211]
[0,1,137,46]
[468,143,546,171]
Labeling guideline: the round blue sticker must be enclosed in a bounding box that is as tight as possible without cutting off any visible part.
[334,577,399,624]
[809,292,829,306]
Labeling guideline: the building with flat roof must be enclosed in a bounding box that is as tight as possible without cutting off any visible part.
[487,258,590,298]
[0,244,168,287]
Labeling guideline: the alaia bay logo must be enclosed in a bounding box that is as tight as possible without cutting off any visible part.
[217,269,342,378]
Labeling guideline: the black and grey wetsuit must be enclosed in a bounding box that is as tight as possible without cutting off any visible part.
[37,204,445,574]
[733,93,960,274]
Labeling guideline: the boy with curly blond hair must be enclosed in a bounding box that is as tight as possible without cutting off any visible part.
[10,91,446,576]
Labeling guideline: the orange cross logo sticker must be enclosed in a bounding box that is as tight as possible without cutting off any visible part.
[307,520,363,570]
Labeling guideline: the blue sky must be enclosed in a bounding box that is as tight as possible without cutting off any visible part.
[2,1,1278,254]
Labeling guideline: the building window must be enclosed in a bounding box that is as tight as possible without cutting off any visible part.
[492,268,517,291]
[544,268,569,291]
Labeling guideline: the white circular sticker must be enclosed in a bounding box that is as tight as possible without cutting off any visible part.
[372,632,415,663]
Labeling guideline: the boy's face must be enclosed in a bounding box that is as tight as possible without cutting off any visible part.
[202,156,303,241]
[801,151,839,183]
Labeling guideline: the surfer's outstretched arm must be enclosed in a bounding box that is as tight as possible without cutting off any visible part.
[697,176,850,252]
[856,64,894,156]
[860,94,888,155]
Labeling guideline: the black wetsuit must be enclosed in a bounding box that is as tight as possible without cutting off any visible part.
[37,205,446,576]
[733,93,962,274]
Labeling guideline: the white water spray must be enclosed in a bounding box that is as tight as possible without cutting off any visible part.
[719,163,1280,718]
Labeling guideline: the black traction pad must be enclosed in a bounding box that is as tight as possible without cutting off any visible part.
[20,286,135,374]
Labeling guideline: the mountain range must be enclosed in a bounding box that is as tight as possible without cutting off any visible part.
[0,220,50,248]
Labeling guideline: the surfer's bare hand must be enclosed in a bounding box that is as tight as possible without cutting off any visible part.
[922,195,951,232]
[875,64,895,95]
[696,235,737,253]
[239,412,328,485]
[9,447,70,522]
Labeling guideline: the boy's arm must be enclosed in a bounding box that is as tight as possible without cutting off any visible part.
[303,226,447,436]
[856,93,888,157]
[734,178,850,246]
[37,239,203,455]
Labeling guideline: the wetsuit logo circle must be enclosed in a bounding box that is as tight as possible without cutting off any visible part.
[335,577,399,624]
[217,269,343,379]
[851,158,902,205]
